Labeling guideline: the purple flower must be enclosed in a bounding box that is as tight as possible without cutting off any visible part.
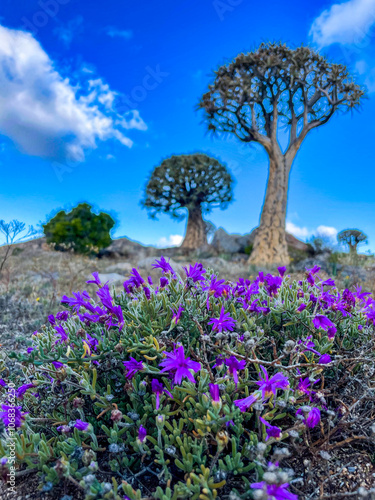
[16,383,35,399]
[54,324,68,343]
[144,287,151,300]
[208,383,220,404]
[123,358,144,379]
[322,278,335,287]
[313,315,336,332]
[86,333,99,352]
[160,276,169,288]
[0,405,27,428]
[296,407,321,428]
[327,327,336,340]
[75,419,90,432]
[297,303,306,312]
[86,272,102,286]
[256,366,289,398]
[208,307,236,333]
[251,482,298,500]
[27,347,34,354]
[130,268,145,287]
[225,356,246,387]
[171,305,184,325]
[151,379,173,410]
[138,425,147,443]
[183,263,206,283]
[0,379,6,387]
[159,345,201,385]
[152,256,175,275]
[277,266,287,278]
[259,416,282,441]
[203,276,226,309]
[48,314,55,326]
[234,393,259,412]
[319,353,332,364]
[147,276,153,285]
[56,311,69,321]
[52,361,64,370]
[264,274,282,295]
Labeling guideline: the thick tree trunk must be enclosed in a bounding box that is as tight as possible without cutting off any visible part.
[181,207,207,249]
[248,155,291,266]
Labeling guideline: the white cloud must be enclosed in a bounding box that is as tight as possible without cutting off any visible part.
[310,0,375,47]
[286,222,338,241]
[157,235,183,248]
[105,27,133,40]
[0,25,146,162]
[286,222,310,239]
[316,225,338,239]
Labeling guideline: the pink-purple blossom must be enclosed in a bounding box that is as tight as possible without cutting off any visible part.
[234,393,259,412]
[256,366,289,398]
[138,425,147,443]
[250,481,298,500]
[224,356,246,387]
[159,345,201,385]
[0,404,27,428]
[296,406,321,428]
[151,379,173,409]
[259,416,282,441]
[75,419,90,431]
[208,307,236,333]
[123,358,144,379]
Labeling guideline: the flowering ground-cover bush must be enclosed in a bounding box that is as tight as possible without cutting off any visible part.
[1,259,375,499]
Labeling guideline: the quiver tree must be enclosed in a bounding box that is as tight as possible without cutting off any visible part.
[199,42,364,265]
[142,153,233,249]
[338,229,367,255]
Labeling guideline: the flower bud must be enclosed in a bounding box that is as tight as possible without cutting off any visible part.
[73,397,84,408]
[156,415,165,430]
[111,409,123,422]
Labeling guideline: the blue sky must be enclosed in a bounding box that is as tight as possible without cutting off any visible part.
[0,0,374,252]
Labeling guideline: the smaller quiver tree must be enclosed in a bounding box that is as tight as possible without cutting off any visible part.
[142,153,233,249]
[337,229,367,255]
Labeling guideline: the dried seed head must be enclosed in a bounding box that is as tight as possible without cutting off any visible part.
[72,397,84,408]
[263,472,278,484]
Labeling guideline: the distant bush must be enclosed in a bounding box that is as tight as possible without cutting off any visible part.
[43,203,115,255]
[1,261,375,499]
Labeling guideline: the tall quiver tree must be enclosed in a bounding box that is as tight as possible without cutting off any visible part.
[142,153,233,249]
[199,43,364,265]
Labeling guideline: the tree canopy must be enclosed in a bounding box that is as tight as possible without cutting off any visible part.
[199,42,364,160]
[338,229,367,254]
[142,153,233,220]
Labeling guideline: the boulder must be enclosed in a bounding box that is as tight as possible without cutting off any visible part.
[95,273,125,285]
[212,227,309,255]
[104,262,133,274]
[99,236,156,259]
[211,228,253,254]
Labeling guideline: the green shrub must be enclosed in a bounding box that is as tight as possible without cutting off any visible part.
[43,203,115,255]
[0,261,374,499]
